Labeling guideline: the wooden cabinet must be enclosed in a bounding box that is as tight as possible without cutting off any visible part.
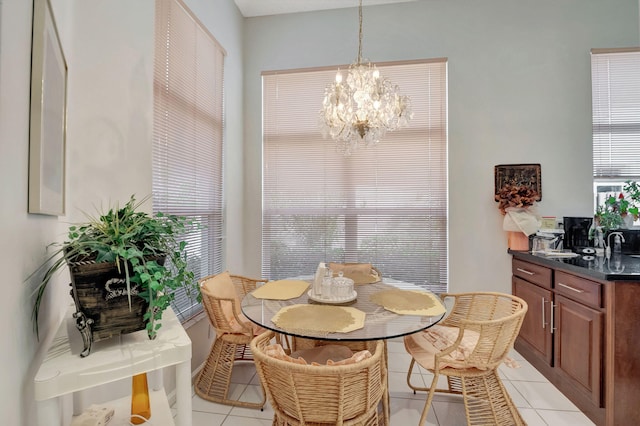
[554,294,603,406]
[511,252,640,426]
[511,257,606,426]
[513,276,552,364]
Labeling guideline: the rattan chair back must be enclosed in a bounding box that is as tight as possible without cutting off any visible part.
[252,331,386,425]
[438,292,527,369]
[327,262,382,279]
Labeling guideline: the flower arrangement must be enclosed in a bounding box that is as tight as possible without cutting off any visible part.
[603,193,636,217]
[494,184,540,215]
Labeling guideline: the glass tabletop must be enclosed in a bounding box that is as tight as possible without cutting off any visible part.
[241,277,445,342]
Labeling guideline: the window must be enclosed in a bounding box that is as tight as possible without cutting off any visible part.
[592,49,640,179]
[262,59,448,292]
[591,48,640,225]
[153,0,226,321]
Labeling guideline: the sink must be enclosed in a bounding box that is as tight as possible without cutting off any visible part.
[629,255,640,258]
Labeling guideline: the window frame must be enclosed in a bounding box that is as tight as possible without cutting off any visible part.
[261,59,448,292]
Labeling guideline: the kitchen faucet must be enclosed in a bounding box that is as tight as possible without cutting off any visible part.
[605,231,625,258]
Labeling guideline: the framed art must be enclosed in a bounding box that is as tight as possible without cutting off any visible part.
[28,0,67,215]
[494,163,542,201]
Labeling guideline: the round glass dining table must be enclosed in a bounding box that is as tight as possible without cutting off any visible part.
[241,277,445,342]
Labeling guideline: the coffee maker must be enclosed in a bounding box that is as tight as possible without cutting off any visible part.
[563,217,593,251]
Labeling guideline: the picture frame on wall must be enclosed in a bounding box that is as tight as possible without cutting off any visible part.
[494,163,542,201]
[28,0,67,216]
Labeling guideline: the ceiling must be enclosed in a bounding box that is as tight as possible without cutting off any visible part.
[233,0,418,18]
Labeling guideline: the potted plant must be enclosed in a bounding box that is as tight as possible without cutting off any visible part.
[599,189,638,230]
[595,203,624,232]
[624,180,640,221]
[30,195,200,356]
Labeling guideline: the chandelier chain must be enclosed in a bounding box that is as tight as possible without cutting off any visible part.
[357,0,363,65]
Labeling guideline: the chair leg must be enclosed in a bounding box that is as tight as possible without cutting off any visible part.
[406,358,419,393]
[419,372,440,426]
[381,340,390,426]
[195,337,265,409]
[406,358,433,395]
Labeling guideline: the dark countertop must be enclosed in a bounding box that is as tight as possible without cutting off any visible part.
[510,250,640,281]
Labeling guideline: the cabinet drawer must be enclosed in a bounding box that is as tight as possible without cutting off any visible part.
[555,271,602,309]
[512,259,552,289]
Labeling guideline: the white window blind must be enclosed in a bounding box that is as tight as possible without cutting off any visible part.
[262,59,448,292]
[592,49,640,179]
[153,0,225,321]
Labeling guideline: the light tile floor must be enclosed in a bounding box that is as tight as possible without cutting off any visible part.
[176,337,596,426]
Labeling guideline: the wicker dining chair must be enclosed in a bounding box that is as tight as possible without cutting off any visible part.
[194,272,267,409]
[252,330,387,425]
[327,262,382,283]
[285,337,390,424]
[404,292,528,426]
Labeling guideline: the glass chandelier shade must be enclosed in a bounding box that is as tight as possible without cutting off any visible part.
[319,0,412,156]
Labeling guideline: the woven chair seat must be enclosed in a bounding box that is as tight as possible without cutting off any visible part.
[404,292,528,426]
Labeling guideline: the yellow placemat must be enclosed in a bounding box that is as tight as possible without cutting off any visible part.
[369,289,446,316]
[251,280,309,300]
[272,304,365,334]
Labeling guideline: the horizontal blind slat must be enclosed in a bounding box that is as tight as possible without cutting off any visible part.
[153,0,226,321]
[592,51,640,178]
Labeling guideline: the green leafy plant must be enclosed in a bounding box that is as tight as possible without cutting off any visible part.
[595,204,624,232]
[623,180,640,219]
[30,195,200,339]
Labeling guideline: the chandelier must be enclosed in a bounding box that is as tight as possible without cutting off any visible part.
[319,0,412,156]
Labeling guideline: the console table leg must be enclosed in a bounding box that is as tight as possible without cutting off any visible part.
[175,360,192,426]
[72,390,85,416]
[37,397,62,426]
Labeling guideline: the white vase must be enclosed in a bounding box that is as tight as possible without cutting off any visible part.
[622,214,635,228]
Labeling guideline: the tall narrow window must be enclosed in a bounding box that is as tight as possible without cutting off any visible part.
[262,59,448,292]
[592,48,640,180]
[592,49,640,224]
[153,0,226,321]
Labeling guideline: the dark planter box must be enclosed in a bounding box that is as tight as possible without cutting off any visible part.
[68,260,150,357]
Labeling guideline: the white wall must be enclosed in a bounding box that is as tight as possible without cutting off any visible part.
[0,0,75,423]
[242,0,640,293]
[1,0,639,423]
[0,0,244,424]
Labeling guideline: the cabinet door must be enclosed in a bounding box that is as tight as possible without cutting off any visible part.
[513,276,553,365]
[554,294,604,407]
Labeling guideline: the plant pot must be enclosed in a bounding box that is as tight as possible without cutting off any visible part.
[68,259,154,357]
[507,231,529,251]
[622,214,635,229]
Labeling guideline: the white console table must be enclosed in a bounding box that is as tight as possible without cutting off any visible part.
[34,306,192,426]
